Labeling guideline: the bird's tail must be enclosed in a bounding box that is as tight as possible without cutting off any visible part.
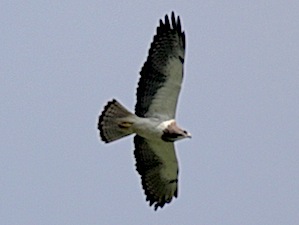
[98,99,136,143]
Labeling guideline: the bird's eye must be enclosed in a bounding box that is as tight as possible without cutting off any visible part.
[183,130,187,134]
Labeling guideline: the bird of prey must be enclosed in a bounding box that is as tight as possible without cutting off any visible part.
[98,12,191,210]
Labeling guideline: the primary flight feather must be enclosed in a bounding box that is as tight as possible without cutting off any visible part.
[98,12,191,210]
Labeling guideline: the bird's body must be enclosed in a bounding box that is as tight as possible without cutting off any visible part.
[132,118,173,140]
[98,12,190,210]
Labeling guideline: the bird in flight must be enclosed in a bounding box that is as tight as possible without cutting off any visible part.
[98,12,191,210]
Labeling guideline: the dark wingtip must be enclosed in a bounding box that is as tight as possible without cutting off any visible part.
[164,13,170,28]
[158,12,184,43]
[171,11,176,29]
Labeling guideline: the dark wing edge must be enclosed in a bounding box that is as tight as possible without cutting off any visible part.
[134,135,179,210]
[135,12,186,117]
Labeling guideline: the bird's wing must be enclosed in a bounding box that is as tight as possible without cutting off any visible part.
[134,135,179,210]
[135,12,186,120]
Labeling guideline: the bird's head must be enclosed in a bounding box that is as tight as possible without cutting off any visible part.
[161,121,191,142]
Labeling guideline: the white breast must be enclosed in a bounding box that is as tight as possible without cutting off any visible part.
[132,118,175,140]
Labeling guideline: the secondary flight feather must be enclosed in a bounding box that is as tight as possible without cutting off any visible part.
[98,12,191,210]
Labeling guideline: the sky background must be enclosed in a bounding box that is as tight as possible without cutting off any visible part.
[1,1,299,224]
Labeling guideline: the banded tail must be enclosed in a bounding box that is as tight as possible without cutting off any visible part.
[98,99,136,143]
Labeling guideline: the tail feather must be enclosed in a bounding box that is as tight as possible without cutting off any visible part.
[98,99,135,143]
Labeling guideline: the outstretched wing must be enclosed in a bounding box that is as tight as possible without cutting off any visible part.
[135,12,186,120]
[134,135,179,210]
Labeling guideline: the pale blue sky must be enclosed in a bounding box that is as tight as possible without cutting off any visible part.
[1,1,299,224]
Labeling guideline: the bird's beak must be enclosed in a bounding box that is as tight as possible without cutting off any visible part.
[186,133,192,138]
